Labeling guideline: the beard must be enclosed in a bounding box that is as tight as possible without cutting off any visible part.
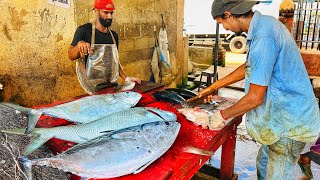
[99,17,112,27]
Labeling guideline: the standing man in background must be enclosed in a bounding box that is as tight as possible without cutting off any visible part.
[188,0,320,179]
[68,0,140,94]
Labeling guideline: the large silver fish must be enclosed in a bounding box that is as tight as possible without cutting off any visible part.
[1,91,142,134]
[2,107,177,156]
[19,121,180,179]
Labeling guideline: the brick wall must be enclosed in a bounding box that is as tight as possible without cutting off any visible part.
[300,50,320,76]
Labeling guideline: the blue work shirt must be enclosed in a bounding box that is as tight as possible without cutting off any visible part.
[245,11,320,145]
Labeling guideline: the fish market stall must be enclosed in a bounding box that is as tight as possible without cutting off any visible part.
[23,81,242,180]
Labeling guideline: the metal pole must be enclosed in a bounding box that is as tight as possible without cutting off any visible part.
[306,0,313,49]
[300,0,308,48]
[295,0,302,45]
[312,0,319,49]
[213,22,219,82]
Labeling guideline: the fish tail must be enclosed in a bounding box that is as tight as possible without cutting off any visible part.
[1,102,42,134]
[25,110,42,134]
[18,156,33,180]
[1,128,27,135]
[23,130,52,156]
[2,128,50,156]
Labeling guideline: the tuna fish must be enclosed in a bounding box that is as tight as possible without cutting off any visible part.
[1,91,142,134]
[165,88,197,100]
[153,90,185,104]
[2,107,177,156]
[19,121,181,179]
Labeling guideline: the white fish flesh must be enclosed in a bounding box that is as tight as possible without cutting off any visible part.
[1,91,142,133]
[178,107,225,130]
[19,121,181,179]
[178,107,212,126]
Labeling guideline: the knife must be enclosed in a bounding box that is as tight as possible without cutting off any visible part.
[182,90,217,108]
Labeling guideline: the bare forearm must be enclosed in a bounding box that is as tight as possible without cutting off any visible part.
[68,42,92,60]
[119,67,127,80]
[201,63,246,95]
[221,94,262,119]
[68,46,80,60]
[221,84,266,119]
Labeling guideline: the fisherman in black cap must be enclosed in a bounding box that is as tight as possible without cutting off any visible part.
[189,0,320,179]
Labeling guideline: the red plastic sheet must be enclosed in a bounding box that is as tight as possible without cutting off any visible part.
[34,88,241,180]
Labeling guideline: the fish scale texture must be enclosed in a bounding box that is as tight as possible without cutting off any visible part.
[31,121,180,178]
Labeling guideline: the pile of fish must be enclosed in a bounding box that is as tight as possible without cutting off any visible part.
[1,91,180,179]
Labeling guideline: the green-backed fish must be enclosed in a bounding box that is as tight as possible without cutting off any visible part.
[153,90,186,104]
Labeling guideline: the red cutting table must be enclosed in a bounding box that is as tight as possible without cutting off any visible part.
[34,83,242,180]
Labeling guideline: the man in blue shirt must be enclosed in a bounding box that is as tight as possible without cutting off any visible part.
[190,0,320,179]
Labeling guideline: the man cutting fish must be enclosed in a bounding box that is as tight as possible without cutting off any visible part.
[68,0,141,94]
[187,0,320,179]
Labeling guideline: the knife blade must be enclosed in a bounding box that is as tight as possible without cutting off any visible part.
[182,90,217,108]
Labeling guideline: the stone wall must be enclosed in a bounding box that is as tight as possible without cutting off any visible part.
[0,1,83,106]
[189,46,213,65]
[0,0,187,106]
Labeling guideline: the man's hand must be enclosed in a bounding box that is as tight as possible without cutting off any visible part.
[125,77,141,84]
[186,88,217,103]
[77,41,93,58]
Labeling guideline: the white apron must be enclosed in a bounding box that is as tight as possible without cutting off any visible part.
[76,24,120,94]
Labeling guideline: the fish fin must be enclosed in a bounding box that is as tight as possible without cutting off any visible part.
[79,177,90,180]
[25,110,43,134]
[1,102,33,113]
[1,128,27,135]
[100,130,114,134]
[64,134,111,155]
[18,156,33,180]
[1,103,42,134]
[23,133,53,156]
[182,146,214,156]
[133,160,154,174]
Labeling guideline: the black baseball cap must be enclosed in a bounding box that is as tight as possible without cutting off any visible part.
[211,0,260,18]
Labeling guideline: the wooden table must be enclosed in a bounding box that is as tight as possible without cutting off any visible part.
[35,83,242,180]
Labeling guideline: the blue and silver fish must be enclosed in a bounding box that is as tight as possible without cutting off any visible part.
[1,91,142,133]
[153,90,186,104]
[2,107,177,156]
[19,121,180,179]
